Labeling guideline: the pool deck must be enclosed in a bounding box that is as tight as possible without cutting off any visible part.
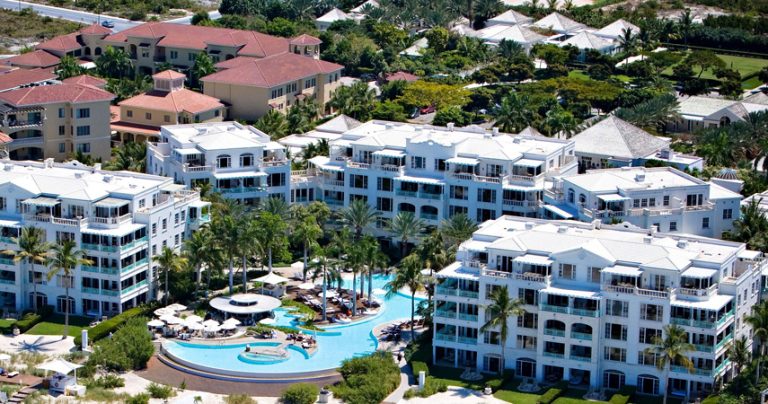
[167,329,320,356]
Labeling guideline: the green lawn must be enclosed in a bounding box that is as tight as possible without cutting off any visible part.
[568,70,631,83]
[662,53,768,87]
[26,315,92,338]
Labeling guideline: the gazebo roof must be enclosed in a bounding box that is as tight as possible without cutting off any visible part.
[209,293,281,315]
[254,272,290,285]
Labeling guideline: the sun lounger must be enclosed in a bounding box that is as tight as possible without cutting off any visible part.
[7,372,18,378]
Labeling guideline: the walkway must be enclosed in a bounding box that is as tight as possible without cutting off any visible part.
[0,335,74,355]
[397,386,506,404]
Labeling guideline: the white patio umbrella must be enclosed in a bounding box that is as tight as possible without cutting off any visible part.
[372,288,387,295]
[322,290,338,299]
[166,303,187,312]
[37,358,83,382]
[202,319,220,327]
[204,324,221,333]
[298,282,316,290]
[185,322,204,331]
[154,308,175,317]
[259,318,276,325]
[223,318,241,326]
[184,315,203,323]
[147,319,165,327]
[159,314,183,325]
[220,322,237,331]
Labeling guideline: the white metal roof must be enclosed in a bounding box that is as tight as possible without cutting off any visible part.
[446,157,479,165]
[514,158,544,167]
[396,175,444,185]
[373,149,405,158]
[598,193,630,202]
[681,267,718,279]
[213,171,267,179]
[513,254,553,266]
[541,286,599,299]
[671,294,732,310]
[602,265,642,277]
[543,204,573,219]
[436,262,479,281]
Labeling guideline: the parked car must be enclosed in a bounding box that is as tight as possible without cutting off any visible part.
[408,107,420,119]
[101,20,115,28]
[420,104,435,114]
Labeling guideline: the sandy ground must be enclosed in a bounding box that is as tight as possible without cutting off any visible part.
[0,334,75,356]
[399,386,507,404]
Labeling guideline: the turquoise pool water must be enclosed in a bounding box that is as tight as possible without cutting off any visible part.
[163,274,423,374]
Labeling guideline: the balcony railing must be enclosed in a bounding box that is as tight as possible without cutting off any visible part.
[91,214,132,226]
[543,351,565,358]
[0,278,15,285]
[0,236,15,244]
[419,192,442,200]
[602,284,669,298]
[502,200,539,208]
[6,120,43,128]
[678,284,718,298]
[570,355,591,362]
[716,334,733,350]
[396,190,417,197]
[435,333,457,342]
[539,304,598,317]
[436,286,458,296]
[540,304,569,314]
[0,258,14,266]
[120,237,148,252]
[457,336,477,345]
[421,213,439,221]
[544,328,565,337]
[435,310,457,319]
[571,332,592,341]
[122,279,149,294]
[82,287,100,295]
[324,179,345,187]
[458,290,479,299]
[694,343,714,353]
[458,313,478,322]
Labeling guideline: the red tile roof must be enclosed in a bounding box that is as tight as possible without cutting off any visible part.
[0,83,115,106]
[0,131,12,144]
[290,34,322,46]
[62,74,108,89]
[79,23,113,36]
[3,50,60,68]
[36,33,82,53]
[110,121,161,136]
[118,88,224,114]
[203,54,343,88]
[385,71,419,82]
[103,22,289,59]
[0,68,56,92]
[152,70,186,80]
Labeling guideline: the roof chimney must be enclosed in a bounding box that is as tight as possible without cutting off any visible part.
[635,172,645,182]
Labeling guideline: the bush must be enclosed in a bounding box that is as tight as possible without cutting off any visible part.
[1,305,54,334]
[280,383,318,404]
[75,305,152,347]
[608,385,635,404]
[224,394,257,404]
[88,317,154,371]
[411,361,429,377]
[537,381,568,404]
[331,351,401,404]
[146,383,174,399]
[125,393,150,404]
[87,374,125,389]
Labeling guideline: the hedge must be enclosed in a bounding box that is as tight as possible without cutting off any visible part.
[537,381,568,404]
[411,361,429,377]
[74,305,152,347]
[0,305,54,334]
[608,386,635,404]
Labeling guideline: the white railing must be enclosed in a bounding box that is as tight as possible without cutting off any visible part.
[677,284,718,297]
[347,161,370,169]
[183,165,213,173]
[502,200,538,208]
[91,213,132,225]
[603,284,669,298]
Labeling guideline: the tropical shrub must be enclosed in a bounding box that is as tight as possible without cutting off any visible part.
[280,383,318,404]
[125,393,150,404]
[146,383,174,399]
[331,351,400,404]
[88,317,154,371]
[75,305,152,346]
[224,394,257,404]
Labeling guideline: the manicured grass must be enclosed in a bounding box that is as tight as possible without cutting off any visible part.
[568,69,632,83]
[662,53,768,82]
[742,75,763,90]
[0,319,16,329]
[494,389,540,404]
[26,315,92,338]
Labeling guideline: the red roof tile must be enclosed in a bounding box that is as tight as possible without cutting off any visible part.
[152,70,186,80]
[0,68,56,92]
[385,71,419,82]
[118,88,223,114]
[290,34,322,46]
[103,22,289,59]
[0,131,12,144]
[79,23,113,36]
[203,54,342,88]
[0,83,114,106]
[3,50,60,68]
[110,121,160,136]
[62,74,107,89]
[36,33,82,52]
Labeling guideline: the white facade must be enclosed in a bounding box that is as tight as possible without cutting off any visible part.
[0,159,209,316]
[543,167,741,238]
[147,122,291,207]
[291,121,578,229]
[433,216,763,400]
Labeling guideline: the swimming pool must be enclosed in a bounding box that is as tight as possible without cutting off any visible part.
[162,274,424,376]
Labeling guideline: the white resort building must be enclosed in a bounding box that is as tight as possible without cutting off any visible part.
[0,159,209,316]
[542,166,741,238]
[433,216,763,400]
[291,120,578,229]
[146,122,291,206]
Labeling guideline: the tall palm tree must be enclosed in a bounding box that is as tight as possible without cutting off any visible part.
[617,27,638,55]
[262,197,291,221]
[726,199,768,249]
[361,235,387,299]
[309,247,339,322]
[104,142,147,172]
[46,240,91,338]
[238,216,263,291]
[746,301,768,383]
[494,93,534,133]
[327,81,376,121]
[293,215,322,282]
[346,244,367,317]
[340,199,379,242]
[95,46,133,79]
[4,227,51,312]
[644,324,695,404]
[385,254,425,341]
[184,226,214,296]
[728,336,750,377]
[472,0,503,29]
[256,211,287,274]
[155,246,188,306]
[441,213,478,247]
[215,211,242,295]
[191,52,215,89]
[481,285,525,374]
[254,110,289,140]
[388,212,425,258]
[55,55,85,80]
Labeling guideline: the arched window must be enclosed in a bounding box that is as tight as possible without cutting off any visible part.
[84,47,91,56]
[719,116,731,127]
[57,295,75,314]
[240,153,254,167]
[578,193,586,205]
[420,205,438,220]
[398,203,415,213]
[217,154,231,168]
[94,47,102,56]
[544,319,565,336]
[567,189,575,204]
[603,370,625,390]
[571,323,592,339]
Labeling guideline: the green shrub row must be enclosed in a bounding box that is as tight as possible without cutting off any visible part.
[74,305,152,347]
[280,383,318,404]
[0,306,54,334]
[402,377,448,399]
[537,381,568,404]
[608,386,635,404]
[411,361,429,377]
[331,351,401,404]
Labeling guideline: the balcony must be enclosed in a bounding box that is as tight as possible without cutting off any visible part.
[324,179,345,187]
[182,164,213,173]
[396,190,417,198]
[0,278,15,285]
[0,258,14,266]
[458,290,479,299]
[0,236,15,244]
[91,214,132,227]
[120,237,148,252]
[543,351,565,359]
[716,334,733,350]
[122,258,149,273]
[102,289,120,297]
[418,192,442,200]
[677,284,718,298]
[435,333,457,343]
[458,313,478,322]
[502,200,539,209]
[714,359,731,375]
[25,214,87,227]
[544,328,565,337]
[122,279,149,294]
[540,304,569,314]
[457,336,477,345]
[82,287,100,295]
[435,286,458,296]
[435,310,457,319]
[571,332,592,341]
[694,343,714,353]
[507,174,539,185]
[539,304,598,317]
[5,119,43,129]
[420,213,439,221]
[602,284,669,298]
[569,355,591,362]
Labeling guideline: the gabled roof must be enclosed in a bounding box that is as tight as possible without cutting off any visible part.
[315,114,361,134]
[561,31,614,50]
[202,53,343,88]
[0,68,56,92]
[0,83,114,106]
[487,10,533,26]
[571,116,669,160]
[317,8,351,23]
[152,70,186,80]
[103,22,288,59]
[79,23,113,36]
[517,126,544,137]
[350,0,379,13]
[62,74,107,89]
[36,33,81,52]
[743,92,768,105]
[118,88,224,114]
[477,24,547,44]
[385,71,419,82]
[3,50,60,68]
[289,34,322,46]
[533,12,586,33]
[595,19,640,39]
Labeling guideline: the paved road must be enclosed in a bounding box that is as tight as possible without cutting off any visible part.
[0,0,220,32]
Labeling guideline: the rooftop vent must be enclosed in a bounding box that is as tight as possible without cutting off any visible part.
[74,172,84,179]
[677,239,688,249]
[3,165,11,172]
[103,175,113,183]
[525,222,535,230]
[557,225,568,234]
[385,123,394,130]
[635,172,646,182]
[643,236,653,244]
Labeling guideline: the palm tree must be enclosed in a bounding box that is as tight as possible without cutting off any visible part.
[385,254,425,341]
[361,235,387,299]
[327,81,376,121]
[105,142,147,172]
[746,301,768,383]
[213,209,242,295]
[191,53,215,89]
[441,213,478,247]
[56,55,85,80]
[95,46,133,79]
[155,246,188,305]
[728,336,750,377]
[238,216,263,291]
[256,211,287,274]
[346,244,367,317]
[614,94,680,134]
[293,215,322,282]
[340,199,379,242]
[4,227,51,312]
[184,226,214,296]
[388,212,425,258]
[494,93,534,133]
[543,104,578,138]
[262,196,291,221]
[472,0,503,29]
[644,324,695,404]
[546,0,558,10]
[46,240,92,338]
[617,27,638,55]
[308,247,339,322]
[254,110,289,140]
[481,286,525,374]
[678,9,693,45]
[726,199,768,250]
